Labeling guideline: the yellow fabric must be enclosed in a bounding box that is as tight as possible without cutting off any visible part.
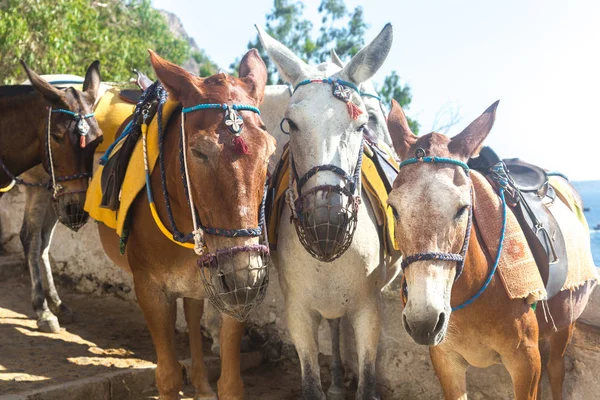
[549,176,588,229]
[267,144,399,254]
[94,88,136,153]
[84,100,180,236]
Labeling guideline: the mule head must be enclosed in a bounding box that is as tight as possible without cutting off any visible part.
[257,23,393,261]
[149,49,275,318]
[387,99,499,345]
[21,60,103,231]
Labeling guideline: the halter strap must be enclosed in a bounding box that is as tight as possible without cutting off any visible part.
[182,103,260,115]
[51,109,95,119]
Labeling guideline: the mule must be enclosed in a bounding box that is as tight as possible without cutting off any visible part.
[0,61,103,333]
[96,49,274,400]
[257,24,402,400]
[386,99,597,399]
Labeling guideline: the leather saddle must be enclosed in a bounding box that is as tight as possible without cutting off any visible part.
[468,146,569,299]
[117,69,153,104]
[100,75,160,211]
[365,141,398,193]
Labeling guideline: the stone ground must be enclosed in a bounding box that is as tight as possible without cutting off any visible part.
[0,257,354,399]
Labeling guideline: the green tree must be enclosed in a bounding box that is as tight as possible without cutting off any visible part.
[0,0,190,84]
[234,0,419,133]
[192,49,219,77]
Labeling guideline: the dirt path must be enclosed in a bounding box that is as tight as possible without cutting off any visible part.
[0,263,340,399]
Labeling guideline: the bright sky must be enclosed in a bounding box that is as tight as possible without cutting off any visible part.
[153,0,600,181]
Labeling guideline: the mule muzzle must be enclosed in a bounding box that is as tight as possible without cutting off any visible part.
[402,309,448,346]
[52,190,89,232]
[198,244,270,321]
[293,185,360,262]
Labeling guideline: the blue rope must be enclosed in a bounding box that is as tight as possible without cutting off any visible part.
[99,121,134,165]
[360,92,381,101]
[547,171,569,181]
[294,77,360,93]
[400,156,470,173]
[182,103,260,115]
[452,187,507,311]
[51,109,95,119]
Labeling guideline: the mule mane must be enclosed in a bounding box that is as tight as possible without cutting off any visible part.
[0,85,37,99]
[411,132,452,158]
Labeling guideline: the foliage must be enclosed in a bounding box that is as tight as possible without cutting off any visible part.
[0,0,190,84]
[192,49,219,77]
[233,0,419,133]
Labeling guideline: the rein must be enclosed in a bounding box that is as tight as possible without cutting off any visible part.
[399,148,508,311]
[140,83,267,255]
[0,107,95,197]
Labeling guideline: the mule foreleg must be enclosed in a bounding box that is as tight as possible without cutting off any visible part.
[134,275,182,400]
[430,346,468,400]
[39,201,74,323]
[327,318,347,400]
[184,297,217,400]
[349,301,381,400]
[217,314,245,400]
[503,336,542,400]
[287,302,326,400]
[20,191,58,333]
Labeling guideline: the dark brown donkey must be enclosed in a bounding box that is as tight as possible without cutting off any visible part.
[97,49,274,400]
[0,61,103,332]
[386,100,596,399]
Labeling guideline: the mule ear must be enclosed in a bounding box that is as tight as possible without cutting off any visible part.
[255,24,312,85]
[239,48,268,104]
[20,60,65,103]
[83,60,101,102]
[148,49,197,101]
[449,100,499,160]
[388,99,417,160]
[330,49,345,68]
[340,23,393,84]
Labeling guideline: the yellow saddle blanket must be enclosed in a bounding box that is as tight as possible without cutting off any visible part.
[267,143,400,255]
[94,88,138,153]
[84,100,180,236]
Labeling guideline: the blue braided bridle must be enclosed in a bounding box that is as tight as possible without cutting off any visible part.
[0,106,96,195]
[399,148,508,311]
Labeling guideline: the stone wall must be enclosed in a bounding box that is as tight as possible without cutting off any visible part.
[1,184,600,399]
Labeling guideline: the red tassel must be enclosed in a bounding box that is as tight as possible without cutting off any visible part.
[346,101,363,120]
[233,135,250,155]
[80,136,86,148]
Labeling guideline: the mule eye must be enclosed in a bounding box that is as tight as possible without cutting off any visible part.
[192,148,208,161]
[455,205,469,220]
[390,205,400,220]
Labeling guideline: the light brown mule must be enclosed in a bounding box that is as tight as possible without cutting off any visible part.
[98,49,274,400]
[386,99,596,400]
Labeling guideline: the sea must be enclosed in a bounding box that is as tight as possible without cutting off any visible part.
[571,180,600,265]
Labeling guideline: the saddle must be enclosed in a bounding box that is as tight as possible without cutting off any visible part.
[117,70,153,104]
[100,77,163,211]
[468,146,568,299]
[364,141,398,193]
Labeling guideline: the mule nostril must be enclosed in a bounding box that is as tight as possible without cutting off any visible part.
[433,312,446,335]
[402,313,412,336]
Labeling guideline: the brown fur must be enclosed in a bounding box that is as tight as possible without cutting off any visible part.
[98,49,273,400]
[388,99,595,399]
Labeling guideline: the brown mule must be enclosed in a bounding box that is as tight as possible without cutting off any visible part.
[97,49,274,400]
[386,99,596,400]
[0,61,103,332]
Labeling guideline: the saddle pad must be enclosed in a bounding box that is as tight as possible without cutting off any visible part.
[547,178,598,290]
[94,88,137,153]
[471,171,546,303]
[84,99,180,235]
[267,143,399,254]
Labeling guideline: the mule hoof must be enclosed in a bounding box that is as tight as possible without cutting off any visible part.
[38,316,60,333]
[55,304,76,324]
[327,386,347,400]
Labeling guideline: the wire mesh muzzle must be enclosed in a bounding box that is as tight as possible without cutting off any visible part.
[198,243,270,322]
[52,188,89,232]
[292,185,360,262]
